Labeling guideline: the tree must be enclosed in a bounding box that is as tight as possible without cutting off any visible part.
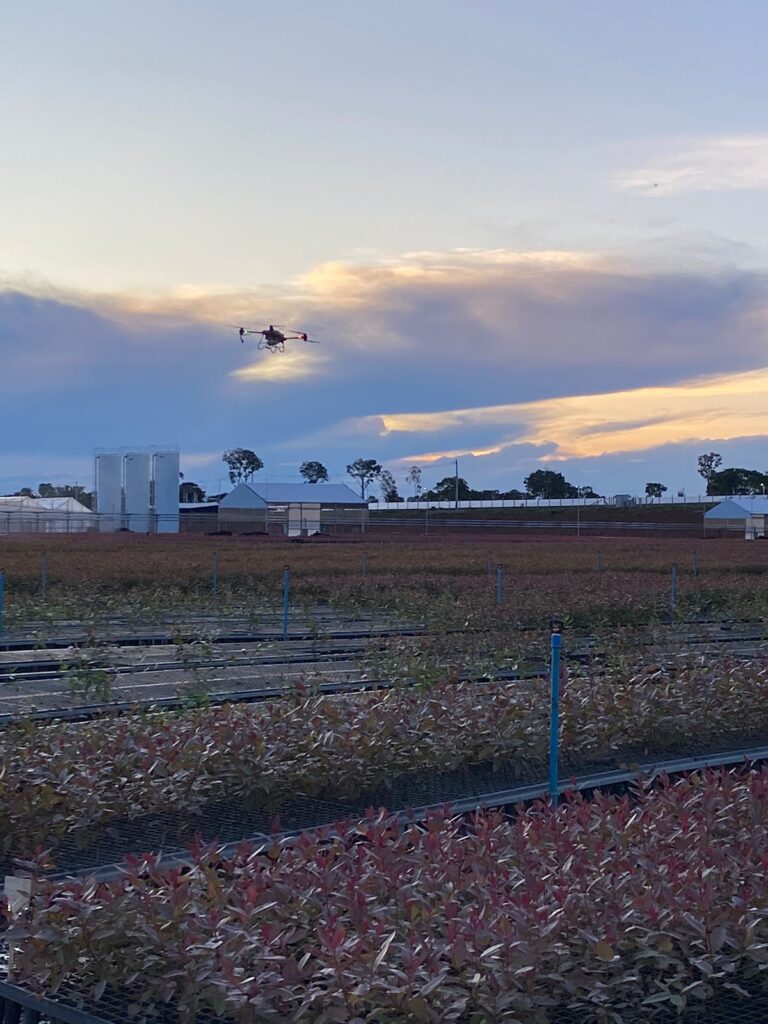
[697,452,722,488]
[577,486,602,499]
[379,469,401,502]
[422,477,472,501]
[299,460,329,484]
[645,482,667,500]
[222,448,263,486]
[346,458,382,499]
[35,482,94,508]
[406,465,423,498]
[708,467,768,496]
[179,481,205,503]
[523,470,578,499]
[11,487,36,498]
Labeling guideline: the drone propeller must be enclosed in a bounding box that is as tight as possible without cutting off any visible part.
[273,326,321,344]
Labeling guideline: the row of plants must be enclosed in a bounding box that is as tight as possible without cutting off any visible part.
[2,657,768,861]
[7,568,766,642]
[6,766,768,1022]
[3,534,768,635]
[3,534,765,582]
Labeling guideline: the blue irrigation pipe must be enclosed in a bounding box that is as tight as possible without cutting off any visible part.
[211,554,218,597]
[282,566,290,640]
[362,551,368,577]
[39,554,47,601]
[549,631,562,806]
[0,570,4,636]
[671,563,678,613]
[496,565,504,606]
[692,551,699,577]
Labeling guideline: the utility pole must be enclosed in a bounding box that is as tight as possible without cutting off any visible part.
[454,459,459,509]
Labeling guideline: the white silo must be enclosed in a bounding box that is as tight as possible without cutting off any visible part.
[153,451,180,533]
[124,453,152,532]
[95,454,123,532]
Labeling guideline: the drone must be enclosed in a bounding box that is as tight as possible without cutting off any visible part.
[231,324,320,353]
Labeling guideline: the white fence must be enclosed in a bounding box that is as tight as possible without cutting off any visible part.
[368,495,726,511]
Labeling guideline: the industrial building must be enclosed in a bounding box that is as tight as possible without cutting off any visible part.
[95,449,180,533]
[218,482,367,535]
[704,497,768,539]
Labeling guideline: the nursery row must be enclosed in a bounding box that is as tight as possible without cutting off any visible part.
[2,657,768,865]
[6,767,768,1023]
[3,534,768,636]
[4,535,766,583]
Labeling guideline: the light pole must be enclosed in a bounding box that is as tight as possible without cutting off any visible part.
[454,459,459,509]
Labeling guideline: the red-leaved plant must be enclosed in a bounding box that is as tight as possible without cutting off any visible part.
[6,766,768,1023]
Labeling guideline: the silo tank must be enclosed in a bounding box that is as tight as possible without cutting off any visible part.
[153,452,180,533]
[124,453,152,532]
[95,454,123,532]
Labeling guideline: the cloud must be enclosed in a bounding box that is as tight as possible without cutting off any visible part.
[369,364,768,465]
[231,348,327,382]
[2,246,768,495]
[616,135,768,196]
[181,451,222,471]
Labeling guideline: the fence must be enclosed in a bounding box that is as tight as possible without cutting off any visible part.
[369,494,729,511]
[0,512,178,535]
[0,510,751,538]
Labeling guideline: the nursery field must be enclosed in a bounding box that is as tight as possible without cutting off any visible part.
[2,532,768,1023]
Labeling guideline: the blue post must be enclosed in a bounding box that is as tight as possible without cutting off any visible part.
[671,563,678,613]
[40,554,47,600]
[549,631,562,806]
[596,551,604,571]
[496,565,504,606]
[692,552,699,578]
[363,552,368,577]
[211,554,218,597]
[0,570,4,636]
[282,566,290,640]
[487,556,492,577]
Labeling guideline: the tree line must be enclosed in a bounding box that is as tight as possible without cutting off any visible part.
[11,449,765,510]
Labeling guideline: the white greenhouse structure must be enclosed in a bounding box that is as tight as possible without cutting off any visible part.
[219,483,367,536]
[704,497,768,539]
[0,496,95,534]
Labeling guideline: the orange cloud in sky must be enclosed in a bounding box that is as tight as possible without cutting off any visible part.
[382,364,768,463]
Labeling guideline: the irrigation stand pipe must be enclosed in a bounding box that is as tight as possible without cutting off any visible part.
[549,630,562,806]
[282,566,291,641]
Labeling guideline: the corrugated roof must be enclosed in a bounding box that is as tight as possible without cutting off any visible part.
[224,482,367,506]
[705,497,768,519]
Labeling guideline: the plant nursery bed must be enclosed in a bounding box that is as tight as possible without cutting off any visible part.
[7,767,768,1024]
[4,975,768,1024]
[6,733,768,879]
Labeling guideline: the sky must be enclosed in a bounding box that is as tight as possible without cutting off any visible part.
[1,0,768,499]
